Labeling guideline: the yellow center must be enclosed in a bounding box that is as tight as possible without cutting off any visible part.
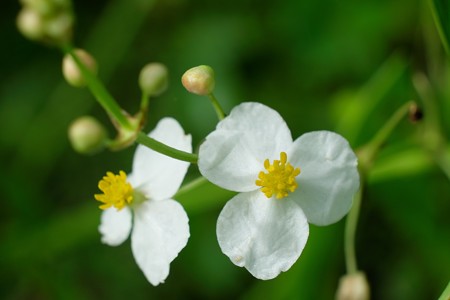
[255,152,301,199]
[94,171,134,210]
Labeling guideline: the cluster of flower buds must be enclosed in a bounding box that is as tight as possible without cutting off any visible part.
[66,59,172,154]
[17,0,74,45]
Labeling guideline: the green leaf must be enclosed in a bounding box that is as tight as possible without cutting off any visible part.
[438,281,450,300]
[430,0,450,55]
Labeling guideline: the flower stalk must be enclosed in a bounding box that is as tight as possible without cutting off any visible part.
[357,101,414,172]
[208,93,226,120]
[136,132,198,163]
[345,101,416,275]
[61,46,199,161]
[62,45,133,131]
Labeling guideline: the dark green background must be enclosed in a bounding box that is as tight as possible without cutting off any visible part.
[1,0,449,299]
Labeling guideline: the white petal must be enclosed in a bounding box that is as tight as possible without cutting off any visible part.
[99,207,132,246]
[130,118,192,201]
[217,191,309,280]
[199,102,292,192]
[288,131,360,226]
[131,200,189,286]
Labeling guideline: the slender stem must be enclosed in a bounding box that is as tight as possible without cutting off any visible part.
[175,177,207,197]
[365,101,413,159]
[344,183,363,274]
[438,281,450,300]
[345,101,414,275]
[135,131,198,163]
[208,93,226,120]
[140,92,150,112]
[62,45,133,130]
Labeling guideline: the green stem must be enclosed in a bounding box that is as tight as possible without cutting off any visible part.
[140,92,150,113]
[344,183,363,274]
[367,101,413,155]
[208,93,226,120]
[135,131,198,163]
[345,101,414,275]
[359,101,414,170]
[62,45,133,130]
[438,281,450,300]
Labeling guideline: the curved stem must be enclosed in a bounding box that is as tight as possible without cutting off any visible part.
[135,131,198,163]
[345,101,415,275]
[208,93,226,120]
[366,101,413,158]
[358,101,415,172]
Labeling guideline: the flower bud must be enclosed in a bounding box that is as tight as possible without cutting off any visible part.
[17,8,45,41]
[62,49,97,87]
[181,65,215,95]
[18,0,74,45]
[68,116,107,154]
[336,272,370,300]
[139,63,169,96]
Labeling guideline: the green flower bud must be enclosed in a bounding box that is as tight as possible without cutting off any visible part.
[62,49,97,87]
[68,116,107,154]
[336,272,370,300]
[17,8,45,41]
[18,0,73,45]
[139,63,169,96]
[181,65,215,95]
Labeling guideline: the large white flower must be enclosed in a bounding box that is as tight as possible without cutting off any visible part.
[95,118,192,286]
[198,102,359,280]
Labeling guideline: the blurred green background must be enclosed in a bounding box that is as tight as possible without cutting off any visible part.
[1,0,449,299]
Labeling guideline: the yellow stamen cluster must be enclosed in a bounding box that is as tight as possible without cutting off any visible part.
[255,152,301,199]
[95,171,134,210]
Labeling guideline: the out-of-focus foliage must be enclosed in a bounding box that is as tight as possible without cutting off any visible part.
[0,0,449,299]
[430,0,450,53]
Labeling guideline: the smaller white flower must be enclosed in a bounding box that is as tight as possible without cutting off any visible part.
[95,118,192,286]
[198,102,359,280]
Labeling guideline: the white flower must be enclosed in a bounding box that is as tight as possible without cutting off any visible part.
[198,102,359,280]
[95,118,192,286]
